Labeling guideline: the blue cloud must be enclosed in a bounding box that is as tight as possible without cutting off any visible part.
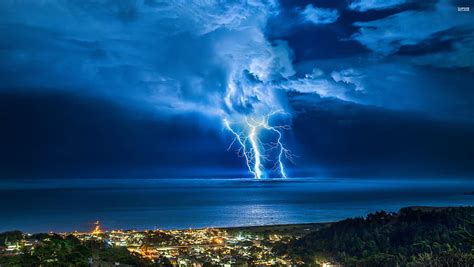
[0,0,293,121]
[352,0,474,69]
[4,0,469,124]
[301,4,340,24]
[349,0,407,12]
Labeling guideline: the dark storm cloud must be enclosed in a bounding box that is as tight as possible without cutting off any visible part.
[289,93,474,178]
[291,57,474,121]
[0,91,242,179]
[266,0,473,121]
[0,0,473,178]
[2,90,472,179]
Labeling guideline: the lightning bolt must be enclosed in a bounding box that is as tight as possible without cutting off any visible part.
[248,124,264,179]
[224,110,291,179]
[224,118,256,178]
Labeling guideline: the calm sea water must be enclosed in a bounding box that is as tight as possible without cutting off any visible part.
[0,178,473,233]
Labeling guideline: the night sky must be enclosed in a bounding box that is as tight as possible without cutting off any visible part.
[1,0,473,179]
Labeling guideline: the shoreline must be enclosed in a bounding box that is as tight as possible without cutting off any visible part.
[2,206,473,266]
[3,205,470,235]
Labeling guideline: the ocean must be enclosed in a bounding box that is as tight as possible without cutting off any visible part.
[0,178,472,233]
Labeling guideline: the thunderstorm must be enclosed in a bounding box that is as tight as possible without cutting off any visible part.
[224,110,292,179]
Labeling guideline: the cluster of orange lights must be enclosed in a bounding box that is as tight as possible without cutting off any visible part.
[211,237,225,245]
[91,221,102,235]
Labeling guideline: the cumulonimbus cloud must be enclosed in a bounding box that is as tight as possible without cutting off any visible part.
[0,0,304,120]
[5,0,468,124]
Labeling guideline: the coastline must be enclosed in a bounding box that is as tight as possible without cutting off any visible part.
[1,205,470,234]
[2,206,473,266]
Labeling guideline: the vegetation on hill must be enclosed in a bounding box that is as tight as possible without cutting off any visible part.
[0,233,153,266]
[275,206,474,266]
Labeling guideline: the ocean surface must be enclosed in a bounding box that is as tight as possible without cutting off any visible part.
[0,178,473,233]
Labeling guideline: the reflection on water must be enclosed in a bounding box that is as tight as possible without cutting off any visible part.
[0,178,472,232]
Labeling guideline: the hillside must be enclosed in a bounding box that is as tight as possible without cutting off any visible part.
[276,206,474,266]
